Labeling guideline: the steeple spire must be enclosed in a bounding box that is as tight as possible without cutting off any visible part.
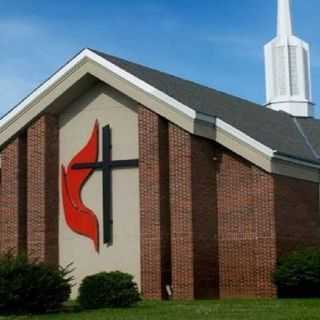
[277,0,293,36]
[264,0,314,117]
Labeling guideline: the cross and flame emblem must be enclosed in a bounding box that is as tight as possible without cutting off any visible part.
[61,121,139,252]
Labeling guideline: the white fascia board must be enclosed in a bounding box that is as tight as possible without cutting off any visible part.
[85,50,197,120]
[0,48,196,131]
[215,118,276,158]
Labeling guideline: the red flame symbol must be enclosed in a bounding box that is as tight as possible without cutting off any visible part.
[61,121,100,252]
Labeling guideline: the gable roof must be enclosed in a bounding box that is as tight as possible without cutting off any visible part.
[0,48,320,182]
[92,50,320,165]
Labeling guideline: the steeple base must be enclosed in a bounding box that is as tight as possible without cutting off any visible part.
[266,100,314,117]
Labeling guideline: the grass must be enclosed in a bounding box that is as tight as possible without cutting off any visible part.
[2,299,320,320]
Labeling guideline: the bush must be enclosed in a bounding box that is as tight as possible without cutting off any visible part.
[78,271,141,309]
[274,248,320,298]
[0,253,72,314]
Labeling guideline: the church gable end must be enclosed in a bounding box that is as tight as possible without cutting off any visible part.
[0,79,320,299]
[1,1,320,298]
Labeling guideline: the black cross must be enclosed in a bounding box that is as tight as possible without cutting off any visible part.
[72,125,139,245]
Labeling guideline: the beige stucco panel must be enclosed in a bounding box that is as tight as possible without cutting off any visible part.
[59,83,140,298]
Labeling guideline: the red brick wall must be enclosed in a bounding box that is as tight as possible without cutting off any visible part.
[217,150,277,298]
[139,107,170,299]
[192,136,219,299]
[0,135,27,255]
[27,115,59,265]
[169,124,194,300]
[169,124,219,300]
[116,108,320,299]
[274,175,320,257]
[216,148,320,298]
[252,166,278,298]
[0,105,319,301]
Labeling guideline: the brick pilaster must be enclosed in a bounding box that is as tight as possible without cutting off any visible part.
[252,166,277,297]
[169,125,219,300]
[192,138,219,299]
[168,124,194,300]
[27,115,59,265]
[139,107,170,299]
[0,136,27,254]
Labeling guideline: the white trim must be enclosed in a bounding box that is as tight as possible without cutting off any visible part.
[86,50,197,119]
[0,48,196,130]
[215,118,276,158]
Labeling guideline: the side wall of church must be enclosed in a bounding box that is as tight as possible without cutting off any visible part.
[216,148,320,298]
[142,119,320,299]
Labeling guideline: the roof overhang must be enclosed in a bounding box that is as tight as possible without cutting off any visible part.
[0,48,319,183]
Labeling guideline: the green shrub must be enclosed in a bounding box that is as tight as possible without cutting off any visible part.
[78,271,141,309]
[0,253,72,314]
[274,248,320,298]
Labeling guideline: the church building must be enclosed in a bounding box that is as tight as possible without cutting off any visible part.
[0,0,319,299]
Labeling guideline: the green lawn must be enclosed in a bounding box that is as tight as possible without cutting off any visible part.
[2,300,320,320]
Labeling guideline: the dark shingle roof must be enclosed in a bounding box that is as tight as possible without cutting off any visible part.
[93,49,320,164]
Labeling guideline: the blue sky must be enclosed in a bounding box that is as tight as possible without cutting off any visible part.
[0,0,319,118]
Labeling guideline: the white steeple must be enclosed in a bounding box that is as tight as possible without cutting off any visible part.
[277,0,293,36]
[264,0,313,117]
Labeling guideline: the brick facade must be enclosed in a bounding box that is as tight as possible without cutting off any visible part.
[27,115,59,265]
[0,105,319,300]
[0,136,26,253]
[137,115,320,300]
[274,175,320,257]
[169,124,219,300]
[191,133,219,299]
[169,124,195,300]
[0,135,27,255]
[217,151,277,298]
[139,107,171,299]
[216,149,320,298]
